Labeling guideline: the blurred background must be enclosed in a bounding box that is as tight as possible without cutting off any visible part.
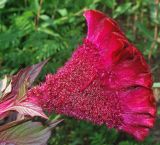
[0,0,160,144]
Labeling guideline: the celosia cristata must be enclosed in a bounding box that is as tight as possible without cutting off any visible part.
[27,10,156,140]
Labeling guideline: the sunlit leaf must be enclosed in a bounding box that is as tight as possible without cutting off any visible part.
[0,0,8,9]
[153,82,160,88]
[0,75,7,92]
[17,80,28,102]
[0,76,12,101]
[58,9,68,17]
[3,82,12,96]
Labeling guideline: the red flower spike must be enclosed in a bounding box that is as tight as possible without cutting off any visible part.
[27,10,156,141]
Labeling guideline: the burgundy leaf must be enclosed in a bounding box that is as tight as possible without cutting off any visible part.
[4,102,48,119]
[0,60,49,120]
[0,120,61,145]
[6,59,48,101]
[0,99,14,119]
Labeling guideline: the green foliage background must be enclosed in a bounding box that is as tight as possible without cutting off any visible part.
[0,0,160,145]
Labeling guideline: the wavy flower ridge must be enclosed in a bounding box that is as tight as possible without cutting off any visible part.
[28,10,156,141]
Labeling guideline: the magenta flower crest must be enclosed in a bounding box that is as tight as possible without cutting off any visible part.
[28,10,156,141]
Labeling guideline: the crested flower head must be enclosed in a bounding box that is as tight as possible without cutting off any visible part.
[28,10,156,141]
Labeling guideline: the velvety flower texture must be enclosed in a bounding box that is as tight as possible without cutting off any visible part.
[28,10,156,140]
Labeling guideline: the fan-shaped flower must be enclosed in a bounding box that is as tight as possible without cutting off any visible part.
[27,10,156,141]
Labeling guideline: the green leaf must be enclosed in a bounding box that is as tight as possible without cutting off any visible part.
[0,0,8,9]
[58,9,68,17]
[119,141,133,145]
[153,82,160,88]
[102,0,117,9]
[38,27,61,37]
[31,0,40,14]
[113,2,132,18]
[136,22,154,41]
